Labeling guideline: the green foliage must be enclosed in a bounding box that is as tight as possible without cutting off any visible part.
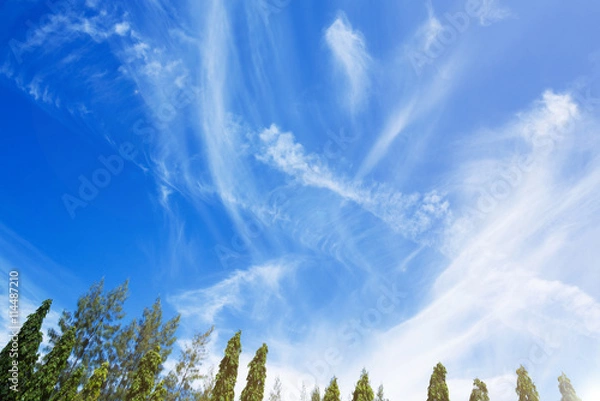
[426,362,449,401]
[241,343,269,401]
[0,299,52,401]
[352,369,374,401]
[164,326,214,401]
[50,365,85,401]
[126,346,163,401]
[516,366,540,401]
[374,385,387,401]
[78,361,109,401]
[558,373,581,401]
[323,377,341,401]
[310,386,321,401]
[48,279,128,389]
[22,327,75,401]
[211,331,242,401]
[469,378,489,401]
[150,380,168,401]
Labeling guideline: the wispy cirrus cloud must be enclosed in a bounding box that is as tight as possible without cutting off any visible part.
[324,12,372,112]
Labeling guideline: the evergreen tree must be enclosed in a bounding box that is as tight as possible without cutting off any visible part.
[469,378,489,401]
[150,380,167,401]
[108,297,180,400]
[164,326,214,401]
[310,386,321,401]
[352,369,374,401]
[50,365,84,401]
[241,344,269,401]
[22,327,75,401]
[0,299,52,401]
[125,346,163,401]
[268,377,282,401]
[323,377,341,401]
[558,373,581,401]
[426,362,449,401]
[211,331,242,401]
[78,361,109,401]
[374,385,387,401]
[515,366,540,401]
[48,279,128,389]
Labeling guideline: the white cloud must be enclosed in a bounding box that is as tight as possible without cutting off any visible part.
[114,21,130,36]
[257,124,451,242]
[324,12,372,111]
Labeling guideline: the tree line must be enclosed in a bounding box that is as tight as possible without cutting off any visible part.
[0,279,584,401]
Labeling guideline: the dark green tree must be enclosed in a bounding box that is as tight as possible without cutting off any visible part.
[22,327,75,401]
[211,331,242,401]
[0,299,52,401]
[469,378,489,401]
[374,385,387,401]
[125,346,163,401]
[323,377,341,401]
[426,362,449,401]
[78,361,109,401]
[558,373,581,401]
[516,366,539,401]
[352,369,374,401]
[241,343,269,401]
[164,326,214,401]
[310,386,321,401]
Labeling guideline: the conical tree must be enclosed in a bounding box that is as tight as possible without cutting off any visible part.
[241,343,268,401]
[323,377,341,401]
[125,346,163,401]
[426,362,449,401]
[50,365,85,401]
[211,331,242,401]
[310,386,321,401]
[0,299,52,401]
[516,366,539,401]
[22,326,76,401]
[469,378,489,401]
[78,361,109,401]
[352,369,374,401]
[558,373,581,401]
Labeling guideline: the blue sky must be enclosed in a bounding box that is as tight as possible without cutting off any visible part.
[1,0,600,400]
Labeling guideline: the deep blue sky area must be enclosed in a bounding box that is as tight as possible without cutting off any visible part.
[1,1,600,400]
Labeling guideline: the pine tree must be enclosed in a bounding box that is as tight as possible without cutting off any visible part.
[374,385,387,401]
[108,297,180,400]
[125,346,163,401]
[323,377,341,401]
[515,366,540,401]
[48,279,128,391]
[426,362,449,401]
[558,373,581,401]
[164,326,214,401]
[50,365,84,401]
[311,386,321,401]
[241,343,269,401]
[22,326,75,401]
[0,299,52,401]
[78,361,109,401]
[211,331,242,401]
[469,378,489,401]
[352,369,374,401]
[268,377,282,401]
